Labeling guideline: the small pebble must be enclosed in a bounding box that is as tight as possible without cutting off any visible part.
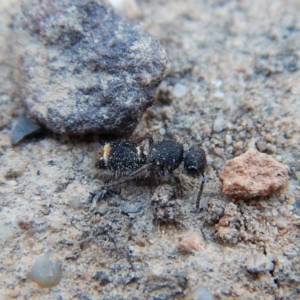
[256,140,267,152]
[28,250,62,288]
[226,122,233,129]
[246,253,274,274]
[276,220,288,229]
[213,111,224,133]
[212,78,223,88]
[122,203,145,215]
[264,134,273,142]
[213,147,225,158]
[225,134,232,145]
[279,206,287,215]
[218,217,229,227]
[151,184,175,204]
[219,149,289,199]
[202,123,212,136]
[177,236,201,255]
[215,226,239,245]
[247,138,256,149]
[173,83,187,98]
[17,218,33,231]
[11,115,42,145]
[96,207,109,216]
[247,118,254,128]
[159,127,166,135]
[5,180,18,187]
[234,141,243,150]
[192,285,215,300]
[213,91,225,100]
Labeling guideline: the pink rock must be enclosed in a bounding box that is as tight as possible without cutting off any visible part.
[219,149,289,199]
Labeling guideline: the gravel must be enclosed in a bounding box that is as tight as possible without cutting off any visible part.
[1,0,300,299]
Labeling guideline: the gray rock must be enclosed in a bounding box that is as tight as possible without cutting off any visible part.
[11,115,42,145]
[193,285,215,300]
[15,0,168,136]
[246,253,274,274]
[95,205,108,216]
[28,250,63,288]
[122,203,145,214]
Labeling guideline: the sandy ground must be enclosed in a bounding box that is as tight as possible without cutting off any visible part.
[1,0,300,299]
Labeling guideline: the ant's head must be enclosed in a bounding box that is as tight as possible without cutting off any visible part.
[184,145,206,177]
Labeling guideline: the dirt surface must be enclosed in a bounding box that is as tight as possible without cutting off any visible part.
[1,0,300,299]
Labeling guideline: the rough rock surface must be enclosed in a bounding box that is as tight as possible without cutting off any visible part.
[14,0,168,136]
[219,149,289,199]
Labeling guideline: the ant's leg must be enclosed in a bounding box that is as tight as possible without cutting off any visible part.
[172,174,183,198]
[90,189,108,210]
[110,187,121,195]
[195,173,205,210]
[105,164,151,189]
[90,186,123,211]
[91,165,151,210]
[102,172,113,183]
